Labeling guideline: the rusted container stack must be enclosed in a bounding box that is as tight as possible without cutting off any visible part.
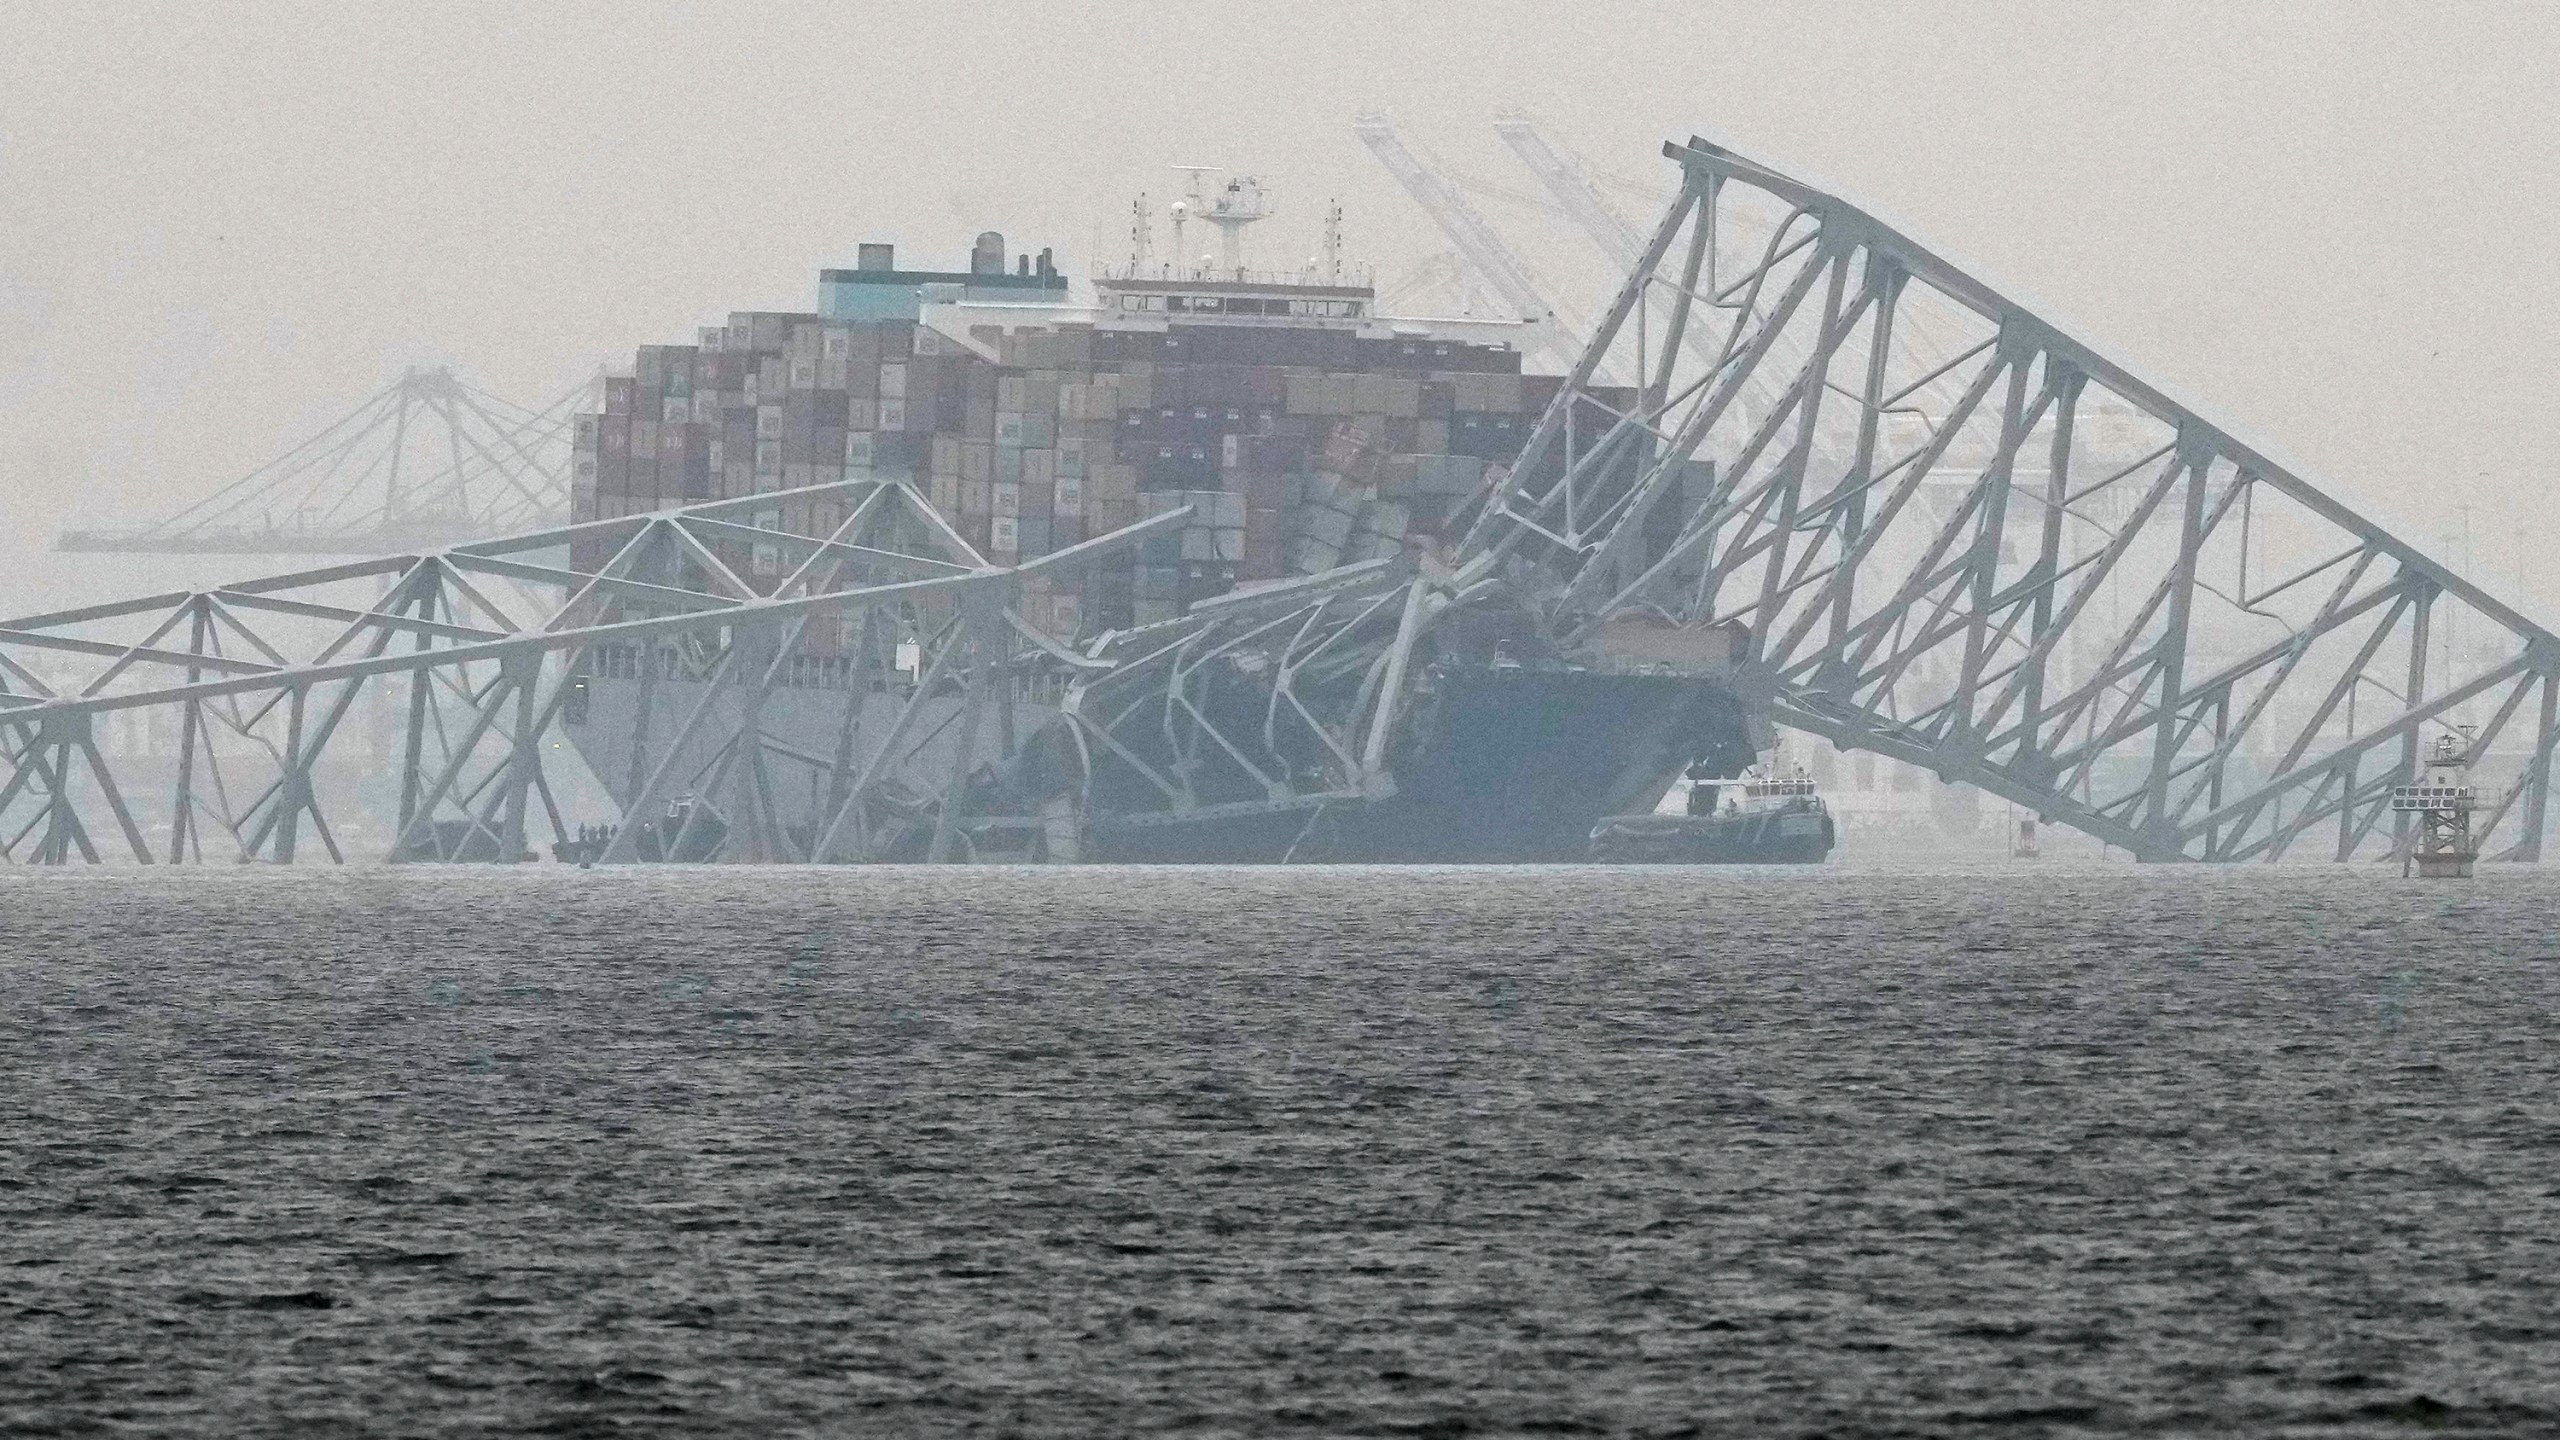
[572,249,1623,639]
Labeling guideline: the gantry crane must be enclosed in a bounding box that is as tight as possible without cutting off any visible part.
[1352,112,1623,383]
[56,368,596,557]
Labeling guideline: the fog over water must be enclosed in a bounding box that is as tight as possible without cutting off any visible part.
[6,863,2558,1434]
[4,1,2558,616]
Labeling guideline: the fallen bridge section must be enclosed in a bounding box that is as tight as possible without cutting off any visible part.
[0,478,1186,865]
[1447,135,2557,862]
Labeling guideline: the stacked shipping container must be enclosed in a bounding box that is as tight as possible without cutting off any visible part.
[572,270,1626,637]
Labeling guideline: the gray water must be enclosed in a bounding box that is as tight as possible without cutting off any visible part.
[5,862,2557,1436]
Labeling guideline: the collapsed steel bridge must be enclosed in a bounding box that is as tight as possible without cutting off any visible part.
[0,480,1186,865]
[3,135,2552,863]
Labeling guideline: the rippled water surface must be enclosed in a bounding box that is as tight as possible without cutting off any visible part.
[6,861,2559,1436]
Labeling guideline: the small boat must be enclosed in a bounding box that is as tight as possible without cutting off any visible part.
[1588,757,1836,864]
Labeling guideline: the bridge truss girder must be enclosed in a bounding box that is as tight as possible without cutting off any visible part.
[1,479,1185,865]
[1453,136,2559,862]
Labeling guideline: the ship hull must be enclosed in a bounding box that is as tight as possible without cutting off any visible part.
[1090,667,1758,863]
[564,664,1759,864]
[561,674,1042,852]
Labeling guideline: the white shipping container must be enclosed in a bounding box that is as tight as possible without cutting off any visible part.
[878,399,906,431]
[846,432,876,469]
[1054,475,1082,515]
[990,515,1020,554]
[993,482,1020,518]
[880,363,908,399]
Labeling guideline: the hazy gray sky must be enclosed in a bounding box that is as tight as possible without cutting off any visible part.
[4,1,2555,611]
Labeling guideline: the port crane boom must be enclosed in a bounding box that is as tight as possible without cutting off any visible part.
[1352,113,1619,382]
[1493,111,1648,268]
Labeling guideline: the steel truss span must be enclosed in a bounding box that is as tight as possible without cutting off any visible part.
[0,479,1184,865]
[8,136,2552,866]
[1454,137,2557,862]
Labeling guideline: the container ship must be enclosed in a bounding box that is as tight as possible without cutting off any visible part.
[562,184,1766,862]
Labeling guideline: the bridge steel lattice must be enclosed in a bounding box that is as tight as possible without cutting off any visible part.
[1452,136,2558,862]
[10,137,2553,866]
[0,479,1184,865]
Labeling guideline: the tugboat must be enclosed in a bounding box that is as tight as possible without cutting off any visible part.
[1587,752,1836,864]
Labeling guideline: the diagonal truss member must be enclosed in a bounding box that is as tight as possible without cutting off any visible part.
[1452,135,2559,862]
[1,478,1186,864]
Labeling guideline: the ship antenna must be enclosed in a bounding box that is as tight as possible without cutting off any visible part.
[1131,193,1152,269]
[1323,200,1343,284]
